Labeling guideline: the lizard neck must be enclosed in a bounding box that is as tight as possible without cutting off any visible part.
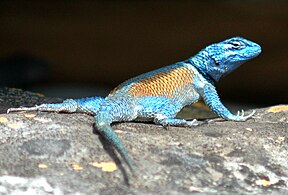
[185,51,215,84]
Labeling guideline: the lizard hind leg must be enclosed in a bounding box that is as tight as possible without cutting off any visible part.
[93,99,138,175]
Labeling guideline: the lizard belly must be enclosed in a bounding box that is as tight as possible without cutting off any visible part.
[135,96,183,119]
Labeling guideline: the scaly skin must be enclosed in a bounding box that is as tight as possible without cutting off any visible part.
[8,37,262,174]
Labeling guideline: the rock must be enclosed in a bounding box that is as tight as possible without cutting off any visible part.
[0,88,287,194]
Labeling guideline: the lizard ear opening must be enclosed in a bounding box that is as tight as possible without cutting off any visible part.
[212,57,220,66]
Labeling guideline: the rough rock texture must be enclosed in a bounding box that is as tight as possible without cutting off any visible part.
[0,88,287,194]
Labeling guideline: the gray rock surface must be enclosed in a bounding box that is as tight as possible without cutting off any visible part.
[0,88,287,194]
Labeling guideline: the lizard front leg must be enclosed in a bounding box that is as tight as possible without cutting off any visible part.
[202,84,255,121]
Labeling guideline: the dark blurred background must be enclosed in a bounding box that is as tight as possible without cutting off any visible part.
[0,0,287,107]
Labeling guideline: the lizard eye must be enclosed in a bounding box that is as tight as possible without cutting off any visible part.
[229,41,244,49]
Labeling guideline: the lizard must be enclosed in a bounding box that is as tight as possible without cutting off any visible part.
[7,37,261,174]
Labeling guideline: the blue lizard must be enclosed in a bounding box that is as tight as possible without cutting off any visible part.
[8,37,261,174]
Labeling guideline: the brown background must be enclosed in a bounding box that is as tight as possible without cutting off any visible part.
[0,1,287,105]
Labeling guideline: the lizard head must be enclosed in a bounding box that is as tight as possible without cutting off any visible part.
[203,37,261,81]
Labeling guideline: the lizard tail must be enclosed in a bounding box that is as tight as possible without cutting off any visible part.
[95,122,134,174]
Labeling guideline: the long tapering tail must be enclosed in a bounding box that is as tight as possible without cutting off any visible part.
[95,122,134,174]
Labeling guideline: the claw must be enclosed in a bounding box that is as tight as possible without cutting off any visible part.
[241,110,256,121]
[245,110,256,119]
[236,110,246,118]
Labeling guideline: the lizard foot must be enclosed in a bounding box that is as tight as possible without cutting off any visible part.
[207,110,256,123]
[235,110,256,121]
[155,118,203,129]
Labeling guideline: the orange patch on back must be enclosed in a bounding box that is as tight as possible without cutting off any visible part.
[129,67,193,98]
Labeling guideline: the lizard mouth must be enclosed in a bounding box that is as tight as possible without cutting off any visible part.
[249,43,262,58]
